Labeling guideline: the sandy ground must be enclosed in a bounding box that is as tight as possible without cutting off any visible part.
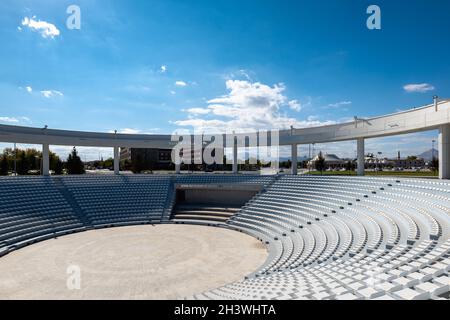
[0,224,267,299]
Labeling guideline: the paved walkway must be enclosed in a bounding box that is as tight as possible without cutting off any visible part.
[0,224,267,299]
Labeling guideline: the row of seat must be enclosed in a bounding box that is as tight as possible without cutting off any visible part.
[1,174,449,300]
[0,177,86,256]
[192,175,450,300]
[0,175,175,255]
[0,174,274,257]
[174,174,275,186]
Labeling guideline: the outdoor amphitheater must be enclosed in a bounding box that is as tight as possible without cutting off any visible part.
[1,100,450,300]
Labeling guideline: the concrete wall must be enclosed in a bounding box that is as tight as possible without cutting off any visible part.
[179,189,258,206]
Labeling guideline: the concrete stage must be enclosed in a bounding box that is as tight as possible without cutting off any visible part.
[0,225,267,299]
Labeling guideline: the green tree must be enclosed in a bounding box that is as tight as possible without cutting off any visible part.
[0,155,9,175]
[345,160,355,172]
[49,152,61,173]
[131,153,145,173]
[66,147,85,174]
[430,157,439,173]
[54,158,64,175]
[16,150,29,175]
[102,157,114,170]
[315,151,326,174]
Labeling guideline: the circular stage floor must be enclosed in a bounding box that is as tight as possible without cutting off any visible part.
[0,224,267,299]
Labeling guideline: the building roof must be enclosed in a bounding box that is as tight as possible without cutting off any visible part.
[310,153,346,163]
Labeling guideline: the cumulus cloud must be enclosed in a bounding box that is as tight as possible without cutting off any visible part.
[403,83,435,93]
[40,90,63,98]
[185,108,211,115]
[327,101,352,108]
[25,86,33,93]
[174,80,334,133]
[0,117,19,123]
[175,81,187,87]
[160,65,167,73]
[0,116,31,124]
[288,100,301,112]
[21,17,60,39]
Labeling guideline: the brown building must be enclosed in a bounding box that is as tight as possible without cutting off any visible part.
[120,147,173,170]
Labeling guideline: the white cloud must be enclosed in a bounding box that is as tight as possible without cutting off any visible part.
[185,108,211,115]
[170,90,176,95]
[175,81,187,87]
[21,17,60,39]
[25,86,33,93]
[40,90,63,98]
[0,117,19,123]
[288,100,301,112]
[174,79,334,133]
[403,83,435,93]
[327,101,352,108]
[49,146,114,161]
[0,116,31,124]
[223,69,253,81]
[160,65,167,73]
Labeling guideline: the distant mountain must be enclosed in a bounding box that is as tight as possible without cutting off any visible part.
[418,148,438,161]
[279,156,310,162]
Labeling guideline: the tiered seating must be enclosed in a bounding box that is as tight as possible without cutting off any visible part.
[175,174,275,186]
[0,176,85,256]
[1,174,449,300]
[59,175,171,227]
[0,175,173,256]
[194,175,450,300]
[171,204,240,225]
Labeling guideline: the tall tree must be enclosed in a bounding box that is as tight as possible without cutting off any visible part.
[315,151,326,174]
[54,158,64,175]
[131,153,145,173]
[0,155,8,175]
[66,147,85,174]
[16,150,29,175]
[345,160,355,172]
[430,157,439,173]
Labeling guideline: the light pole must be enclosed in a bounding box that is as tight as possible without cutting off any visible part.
[377,152,382,173]
[432,139,436,159]
[13,142,17,176]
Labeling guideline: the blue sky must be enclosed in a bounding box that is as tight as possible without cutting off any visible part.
[0,0,449,160]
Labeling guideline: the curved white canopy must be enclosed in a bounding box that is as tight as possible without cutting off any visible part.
[0,99,448,148]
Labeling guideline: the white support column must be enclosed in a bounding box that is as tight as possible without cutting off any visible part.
[357,138,365,176]
[439,124,450,179]
[232,136,238,174]
[113,146,120,175]
[42,143,50,176]
[291,144,298,175]
[175,163,181,174]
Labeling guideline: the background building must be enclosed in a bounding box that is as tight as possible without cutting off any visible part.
[308,153,347,170]
[120,147,173,171]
